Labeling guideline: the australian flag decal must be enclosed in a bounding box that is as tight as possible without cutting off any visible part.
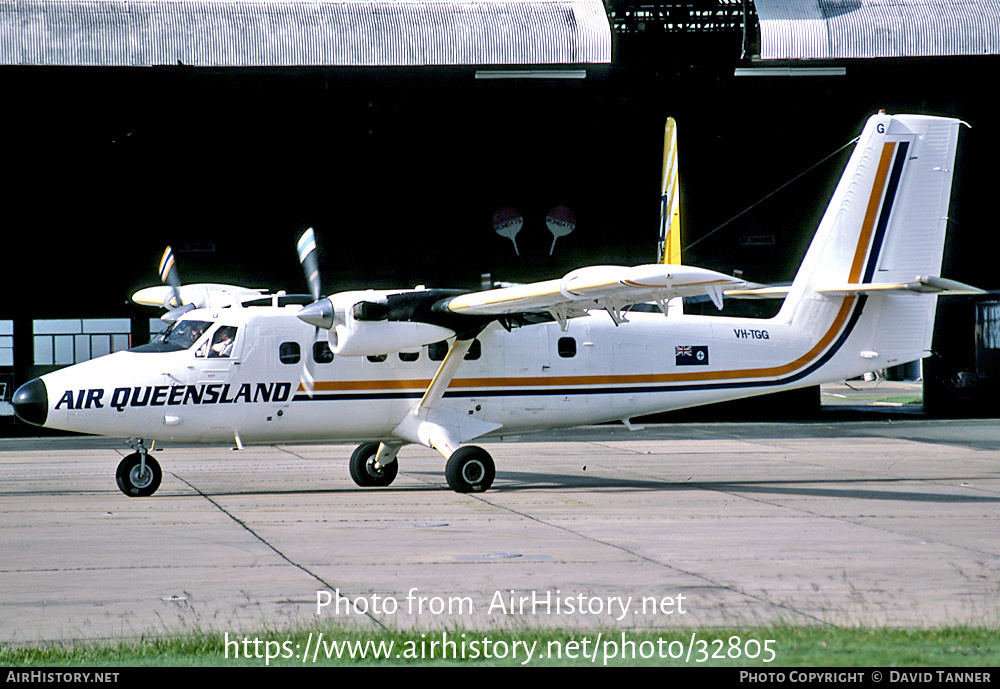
[675,345,709,366]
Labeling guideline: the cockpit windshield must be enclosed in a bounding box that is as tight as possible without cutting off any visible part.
[161,320,213,350]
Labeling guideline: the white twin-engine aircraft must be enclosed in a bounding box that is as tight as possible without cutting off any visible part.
[13,113,981,496]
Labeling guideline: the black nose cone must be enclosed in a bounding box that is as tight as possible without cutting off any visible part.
[13,378,48,427]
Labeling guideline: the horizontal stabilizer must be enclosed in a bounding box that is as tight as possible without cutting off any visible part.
[814,276,984,296]
[726,275,983,300]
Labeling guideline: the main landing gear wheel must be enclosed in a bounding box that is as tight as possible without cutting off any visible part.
[116,452,162,497]
[349,442,399,487]
[446,446,495,493]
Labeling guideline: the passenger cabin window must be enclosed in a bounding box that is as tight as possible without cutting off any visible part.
[557,336,577,358]
[279,342,301,364]
[428,339,481,362]
[313,341,334,364]
[398,351,419,362]
[367,354,387,363]
[428,341,448,362]
[465,339,481,360]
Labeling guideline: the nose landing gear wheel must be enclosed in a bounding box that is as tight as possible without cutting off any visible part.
[349,442,399,487]
[116,452,162,497]
[446,446,495,493]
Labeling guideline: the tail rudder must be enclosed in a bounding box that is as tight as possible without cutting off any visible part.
[777,112,967,378]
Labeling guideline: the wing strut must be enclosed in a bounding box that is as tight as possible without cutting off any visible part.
[391,335,502,458]
[419,337,476,410]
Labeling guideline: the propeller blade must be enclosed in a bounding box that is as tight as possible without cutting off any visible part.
[159,246,183,308]
[162,303,196,322]
[300,358,316,396]
[296,228,329,397]
[299,332,333,398]
[297,228,321,301]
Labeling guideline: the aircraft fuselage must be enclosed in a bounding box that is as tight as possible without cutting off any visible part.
[27,302,867,447]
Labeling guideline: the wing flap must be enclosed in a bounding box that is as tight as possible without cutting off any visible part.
[724,285,790,299]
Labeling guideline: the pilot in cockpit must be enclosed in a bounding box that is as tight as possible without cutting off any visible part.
[209,326,237,358]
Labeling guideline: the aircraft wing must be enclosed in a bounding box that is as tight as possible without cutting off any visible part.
[443,264,752,323]
[133,284,267,310]
[724,284,791,299]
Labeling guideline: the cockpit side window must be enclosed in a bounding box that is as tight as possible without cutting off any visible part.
[208,326,238,358]
[162,320,213,350]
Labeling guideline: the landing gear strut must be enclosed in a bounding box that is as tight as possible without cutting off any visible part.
[116,441,162,497]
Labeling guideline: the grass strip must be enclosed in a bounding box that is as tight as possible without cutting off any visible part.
[3,624,997,667]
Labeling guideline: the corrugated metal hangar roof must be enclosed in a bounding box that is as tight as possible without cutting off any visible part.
[0,0,611,67]
[755,0,1000,59]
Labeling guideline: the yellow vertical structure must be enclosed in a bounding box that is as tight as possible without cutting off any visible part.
[658,117,682,265]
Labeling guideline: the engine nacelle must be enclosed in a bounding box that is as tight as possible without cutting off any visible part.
[314,291,456,357]
[331,320,456,357]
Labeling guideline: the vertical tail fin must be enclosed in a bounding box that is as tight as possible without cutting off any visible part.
[777,112,965,380]
[658,117,682,265]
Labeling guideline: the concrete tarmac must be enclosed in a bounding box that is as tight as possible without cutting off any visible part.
[2,411,999,646]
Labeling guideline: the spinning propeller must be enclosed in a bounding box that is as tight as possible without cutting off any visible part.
[296,228,336,331]
[157,246,197,321]
[295,228,331,395]
[135,247,266,316]
[159,246,182,306]
[297,228,322,302]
